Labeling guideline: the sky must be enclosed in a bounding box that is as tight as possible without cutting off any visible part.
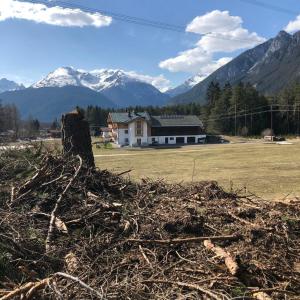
[0,0,300,90]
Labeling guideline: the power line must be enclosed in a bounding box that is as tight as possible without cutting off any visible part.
[239,0,299,16]
[24,0,186,32]
[23,0,266,44]
[205,108,300,123]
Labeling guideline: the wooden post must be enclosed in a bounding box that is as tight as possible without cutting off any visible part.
[61,109,95,168]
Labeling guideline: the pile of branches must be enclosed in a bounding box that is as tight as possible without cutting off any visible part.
[0,146,299,299]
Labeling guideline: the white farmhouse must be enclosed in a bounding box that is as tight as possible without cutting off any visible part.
[99,127,112,142]
[107,111,206,147]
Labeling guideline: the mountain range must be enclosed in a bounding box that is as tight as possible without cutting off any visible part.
[1,30,300,120]
[172,30,300,104]
[0,68,169,121]
[0,78,24,94]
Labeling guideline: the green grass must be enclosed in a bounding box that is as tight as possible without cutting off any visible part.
[93,139,300,200]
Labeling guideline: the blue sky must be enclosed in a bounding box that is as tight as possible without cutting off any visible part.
[0,0,300,90]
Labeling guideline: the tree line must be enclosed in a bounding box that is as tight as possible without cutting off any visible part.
[2,80,300,139]
[0,101,41,140]
[84,81,300,136]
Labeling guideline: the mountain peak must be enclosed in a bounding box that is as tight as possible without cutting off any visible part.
[276,30,291,39]
[29,67,169,108]
[0,78,25,93]
[171,29,300,104]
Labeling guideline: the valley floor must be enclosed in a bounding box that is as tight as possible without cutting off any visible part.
[93,137,300,200]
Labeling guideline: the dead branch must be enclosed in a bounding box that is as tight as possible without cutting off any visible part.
[127,234,242,245]
[45,155,82,253]
[116,169,132,176]
[142,279,229,300]
[54,272,103,299]
[0,278,49,300]
[203,239,239,276]
[252,292,272,300]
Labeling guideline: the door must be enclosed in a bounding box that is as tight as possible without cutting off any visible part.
[137,138,141,146]
[165,137,168,144]
[176,137,185,144]
[187,137,195,144]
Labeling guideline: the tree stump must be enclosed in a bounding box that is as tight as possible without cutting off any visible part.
[61,110,95,168]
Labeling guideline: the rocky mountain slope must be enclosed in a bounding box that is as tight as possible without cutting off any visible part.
[0,78,24,93]
[165,74,204,97]
[171,30,300,104]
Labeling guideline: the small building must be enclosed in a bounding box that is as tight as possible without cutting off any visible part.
[107,111,206,147]
[47,129,61,139]
[100,127,112,141]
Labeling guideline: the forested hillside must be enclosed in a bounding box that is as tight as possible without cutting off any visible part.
[171,31,300,105]
[84,81,300,136]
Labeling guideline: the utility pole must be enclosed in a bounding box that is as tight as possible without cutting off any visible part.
[244,104,247,136]
[297,104,299,136]
[235,103,237,136]
[270,104,273,135]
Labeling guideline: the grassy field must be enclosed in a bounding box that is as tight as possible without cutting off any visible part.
[93,139,300,200]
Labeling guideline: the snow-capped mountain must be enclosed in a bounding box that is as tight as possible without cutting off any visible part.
[32,67,169,107]
[165,74,205,97]
[32,67,141,92]
[0,78,25,93]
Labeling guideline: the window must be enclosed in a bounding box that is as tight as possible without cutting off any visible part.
[170,137,174,141]
[135,120,143,136]
[152,137,156,142]
[125,129,128,134]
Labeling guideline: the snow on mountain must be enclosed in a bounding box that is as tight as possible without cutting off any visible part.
[32,67,167,92]
[32,67,170,107]
[0,78,25,93]
[165,74,205,97]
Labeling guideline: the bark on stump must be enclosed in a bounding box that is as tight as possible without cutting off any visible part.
[61,111,95,168]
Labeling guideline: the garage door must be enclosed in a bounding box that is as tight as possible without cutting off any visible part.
[187,137,195,144]
[176,137,185,144]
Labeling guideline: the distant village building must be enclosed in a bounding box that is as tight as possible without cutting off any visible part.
[100,127,112,141]
[47,129,62,139]
[107,111,206,147]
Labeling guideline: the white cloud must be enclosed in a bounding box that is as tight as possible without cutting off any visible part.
[159,10,265,76]
[285,15,300,33]
[159,52,231,78]
[159,47,212,73]
[197,28,265,53]
[0,0,112,27]
[186,10,241,34]
[124,70,171,92]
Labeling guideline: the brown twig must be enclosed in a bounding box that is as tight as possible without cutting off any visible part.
[0,278,49,300]
[54,272,103,298]
[203,239,239,276]
[142,279,229,300]
[45,155,82,253]
[127,234,242,245]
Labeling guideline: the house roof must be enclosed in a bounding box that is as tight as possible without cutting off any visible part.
[151,115,203,127]
[100,127,111,132]
[109,112,151,124]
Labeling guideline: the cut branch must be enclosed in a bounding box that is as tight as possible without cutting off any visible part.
[54,272,103,298]
[0,278,49,300]
[142,279,228,300]
[127,234,241,245]
[203,239,239,276]
[45,155,82,253]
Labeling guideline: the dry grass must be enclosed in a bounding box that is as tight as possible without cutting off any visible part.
[93,139,300,200]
